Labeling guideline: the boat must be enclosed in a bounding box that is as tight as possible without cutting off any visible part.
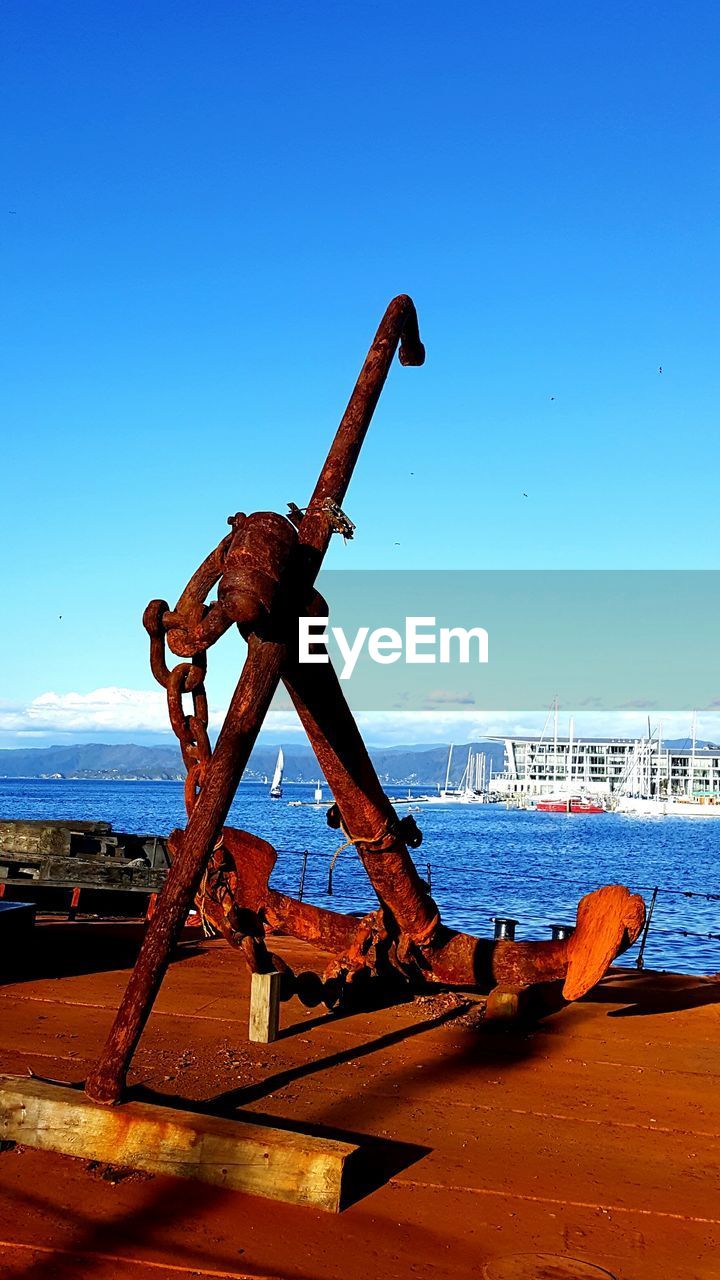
[615,794,720,818]
[288,780,326,808]
[425,744,462,802]
[536,794,605,814]
[533,717,605,813]
[612,714,720,818]
[269,748,284,799]
[419,745,493,804]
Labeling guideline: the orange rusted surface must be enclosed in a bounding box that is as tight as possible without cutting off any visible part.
[1,929,718,1280]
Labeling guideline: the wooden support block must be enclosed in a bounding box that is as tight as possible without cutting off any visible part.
[485,987,521,1020]
[0,1075,356,1212]
[249,969,281,1043]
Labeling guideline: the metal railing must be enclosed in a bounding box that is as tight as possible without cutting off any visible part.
[272,847,719,973]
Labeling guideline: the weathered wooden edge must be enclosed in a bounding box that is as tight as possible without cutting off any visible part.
[0,1075,356,1212]
[249,970,281,1044]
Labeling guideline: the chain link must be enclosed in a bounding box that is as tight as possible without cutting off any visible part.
[143,531,241,814]
[144,609,213,822]
[143,534,238,935]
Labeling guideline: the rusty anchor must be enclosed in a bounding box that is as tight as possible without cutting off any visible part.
[85,296,645,1105]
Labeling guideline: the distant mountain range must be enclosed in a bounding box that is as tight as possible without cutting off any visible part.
[1,738,711,788]
[0,740,506,787]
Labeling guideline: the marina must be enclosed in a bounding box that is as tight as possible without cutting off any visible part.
[1,777,718,976]
[493,723,720,811]
[411,745,493,804]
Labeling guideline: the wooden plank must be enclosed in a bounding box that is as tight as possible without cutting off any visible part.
[249,970,281,1043]
[0,1075,356,1212]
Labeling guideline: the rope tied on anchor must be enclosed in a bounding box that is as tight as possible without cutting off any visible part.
[324,804,423,894]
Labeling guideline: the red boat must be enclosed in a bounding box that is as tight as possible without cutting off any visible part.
[536,794,606,814]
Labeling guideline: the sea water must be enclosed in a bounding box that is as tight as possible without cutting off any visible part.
[1,778,717,976]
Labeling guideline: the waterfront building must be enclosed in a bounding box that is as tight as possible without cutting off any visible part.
[492,736,720,801]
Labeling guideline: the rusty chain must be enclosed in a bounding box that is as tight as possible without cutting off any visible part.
[143,532,239,934]
[142,507,355,945]
[144,606,209,821]
[143,510,342,945]
[143,526,241,819]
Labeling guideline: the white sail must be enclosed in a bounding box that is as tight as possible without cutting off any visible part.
[270,748,284,797]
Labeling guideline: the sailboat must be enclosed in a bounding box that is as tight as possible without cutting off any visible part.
[269,748,284,799]
[420,745,491,804]
[613,713,720,817]
[418,745,460,803]
[535,717,605,814]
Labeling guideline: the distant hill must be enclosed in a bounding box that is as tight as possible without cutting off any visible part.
[0,743,185,781]
[0,740,506,786]
[1,738,711,786]
[365,743,506,786]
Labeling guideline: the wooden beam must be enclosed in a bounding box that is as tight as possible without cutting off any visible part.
[249,970,281,1043]
[0,1075,356,1212]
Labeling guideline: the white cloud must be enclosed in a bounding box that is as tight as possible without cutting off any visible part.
[0,687,177,734]
[350,709,720,746]
[0,686,309,742]
[0,688,718,747]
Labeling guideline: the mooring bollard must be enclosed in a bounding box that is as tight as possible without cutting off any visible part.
[550,923,574,942]
[493,917,518,941]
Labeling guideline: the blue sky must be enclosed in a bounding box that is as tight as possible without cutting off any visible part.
[2,1,719,747]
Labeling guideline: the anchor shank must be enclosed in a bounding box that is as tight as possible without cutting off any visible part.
[282,655,439,944]
[296,294,424,565]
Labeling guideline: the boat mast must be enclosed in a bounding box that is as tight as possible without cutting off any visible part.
[553,697,559,788]
[443,744,453,797]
